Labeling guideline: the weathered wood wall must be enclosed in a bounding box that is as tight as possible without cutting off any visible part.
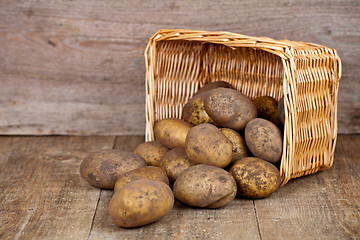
[0,0,359,135]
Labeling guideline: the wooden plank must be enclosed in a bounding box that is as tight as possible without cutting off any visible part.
[0,0,359,135]
[0,136,115,240]
[88,191,261,240]
[254,135,360,240]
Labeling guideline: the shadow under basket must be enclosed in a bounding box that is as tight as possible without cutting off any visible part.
[144,29,341,186]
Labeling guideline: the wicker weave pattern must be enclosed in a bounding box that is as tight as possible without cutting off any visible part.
[145,29,341,185]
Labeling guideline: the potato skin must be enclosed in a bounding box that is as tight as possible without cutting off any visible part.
[160,147,195,182]
[154,118,193,149]
[182,92,216,126]
[245,118,283,164]
[109,180,174,228]
[229,157,281,198]
[185,123,232,168]
[133,141,169,167]
[80,150,146,189]
[220,128,249,164]
[194,81,233,96]
[173,164,237,208]
[204,88,257,131]
[114,166,169,192]
[253,96,282,126]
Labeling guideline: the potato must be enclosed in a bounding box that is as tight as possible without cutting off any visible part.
[80,150,146,189]
[160,147,195,182]
[114,166,169,192]
[154,118,193,149]
[185,123,232,168]
[204,88,257,131]
[133,141,169,167]
[182,92,215,126]
[109,180,174,228]
[194,81,233,96]
[173,164,237,208]
[253,96,282,126]
[220,128,249,164]
[245,118,283,164]
[229,157,281,198]
[278,96,285,125]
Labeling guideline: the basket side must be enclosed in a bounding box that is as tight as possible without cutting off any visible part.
[280,47,341,186]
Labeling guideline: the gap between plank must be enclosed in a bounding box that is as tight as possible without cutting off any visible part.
[87,190,102,240]
[253,200,263,240]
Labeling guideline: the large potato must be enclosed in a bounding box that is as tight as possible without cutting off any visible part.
[80,150,146,189]
[204,88,257,131]
[253,96,282,126]
[220,128,249,164]
[182,92,215,126]
[173,164,237,208]
[154,118,193,149]
[133,141,169,167]
[194,81,233,96]
[229,157,281,198]
[185,123,232,168]
[114,166,169,192]
[160,147,195,182]
[245,118,283,164]
[109,180,174,228]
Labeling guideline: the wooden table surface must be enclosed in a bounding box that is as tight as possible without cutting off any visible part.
[0,135,359,240]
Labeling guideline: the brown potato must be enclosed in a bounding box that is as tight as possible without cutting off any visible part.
[204,88,257,131]
[109,180,174,228]
[160,147,195,182]
[245,118,283,164]
[185,123,232,168]
[80,150,146,189]
[253,96,282,126]
[278,96,285,125]
[220,128,249,164]
[229,157,281,198]
[133,141,169,167]
[173,164,237,208]
[154,118,193,149]
[194,81,234,96]
[114,166,169,192]
[182,92,215,126]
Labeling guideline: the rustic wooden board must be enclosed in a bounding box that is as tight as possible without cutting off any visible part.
[253,135,360,240]
[0,136,115,240]
[0,0,359,135]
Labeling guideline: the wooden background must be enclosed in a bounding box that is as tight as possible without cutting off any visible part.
[0,0,359,135]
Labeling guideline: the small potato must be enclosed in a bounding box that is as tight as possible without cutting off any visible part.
[204,88,257,131]
[80,150,146,189]
[253,96,282,126]
[278,96,285,125]
[194,81,234,96]
[182,92,215,126]
[114,166,169,192]
[230,157,281,198]
[154,118,193,149]
[173,164,237,208]
[133,141,169,167]
[160,147,195,182]
[245,118,283,164]
[185,123,232,168]
[220,128,249,164]
[109,180,174,228]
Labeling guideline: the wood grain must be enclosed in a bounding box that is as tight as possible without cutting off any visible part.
[253,135,360,240]
[0,0,359,135]
[0,136,115,240]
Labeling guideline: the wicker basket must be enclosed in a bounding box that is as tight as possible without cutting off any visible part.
[144,29,341,186]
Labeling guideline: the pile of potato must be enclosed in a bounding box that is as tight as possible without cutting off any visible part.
[80,81,285,228]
